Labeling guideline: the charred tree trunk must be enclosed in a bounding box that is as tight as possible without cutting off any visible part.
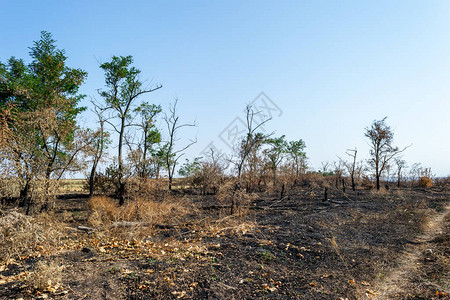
[118,181,125,206]
[376,174,381,190]
[19,180,30,208]
[280,183,285,200]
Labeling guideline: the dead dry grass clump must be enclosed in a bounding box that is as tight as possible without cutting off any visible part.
[200,215,257,237]
[88,195,195,227]
[369,187,390,197]
[28,260,64,292]
[88,196,118,224]
[0,210,65,263]
[393,188,406,199]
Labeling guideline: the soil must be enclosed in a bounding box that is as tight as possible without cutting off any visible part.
[1,187,449,299]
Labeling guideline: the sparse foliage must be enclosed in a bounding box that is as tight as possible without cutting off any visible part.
[98,55,161,204]
[365,117,408,190]
[163,99,196,190]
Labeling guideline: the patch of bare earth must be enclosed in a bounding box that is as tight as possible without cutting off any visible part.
[361,201,450,299]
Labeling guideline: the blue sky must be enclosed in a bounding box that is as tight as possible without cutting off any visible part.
[2,1,450,176]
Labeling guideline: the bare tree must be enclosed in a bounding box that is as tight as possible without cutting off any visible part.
[320,161,331,174]
[365,117,409,190]
[394,158,407,188]
[234,105,272,182]
[245,137,267,192]
[163,99,196,191]
[339,148,357,191]
[333,160,345,189]
[87,102,110,196]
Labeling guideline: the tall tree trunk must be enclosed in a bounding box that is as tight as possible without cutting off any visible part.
[141,128,148,178]
[118,182,125,206]
[376,175,381,190]
[351,172,355,191]
[89,160,98,197]
[118,120,125,205]
[272,166,277,187]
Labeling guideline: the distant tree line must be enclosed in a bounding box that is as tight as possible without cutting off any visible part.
[0,32,435,215]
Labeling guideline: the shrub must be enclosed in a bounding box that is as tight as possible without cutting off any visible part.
[361,176,375,190]
[418,176,433,188]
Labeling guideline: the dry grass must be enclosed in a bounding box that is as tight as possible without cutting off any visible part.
[0,210,65,263]
[0,179,21,199]
[59,179,86,193]
[87,196,119,224]
[28,260,64,292]
[330,236,348,269]
[88,195,195,227]
[198,215,257,237]
[369,187,390,196]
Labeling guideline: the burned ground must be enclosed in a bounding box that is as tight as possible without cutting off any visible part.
[0,187,449,299]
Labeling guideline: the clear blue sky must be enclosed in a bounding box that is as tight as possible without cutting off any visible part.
[2,1,450,176]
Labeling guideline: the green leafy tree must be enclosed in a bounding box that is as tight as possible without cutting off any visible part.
[178,158,202,178]
[264,135,288,184]
[99,55,161,204]
[0,31,87,211]
[132,102,162,178]
[286,139,307,176]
